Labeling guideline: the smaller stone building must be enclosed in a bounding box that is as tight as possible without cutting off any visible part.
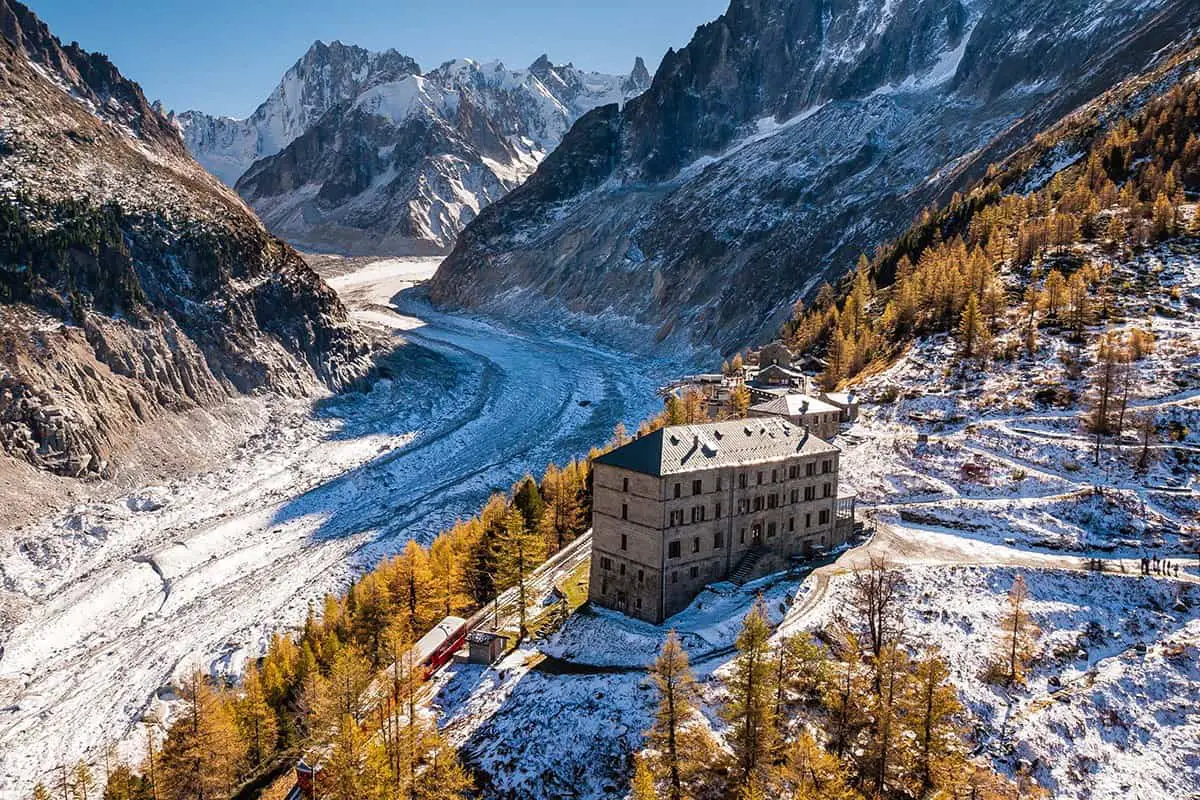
[748,393,842,441]
[752,363,808,388]
[820,390,861,423]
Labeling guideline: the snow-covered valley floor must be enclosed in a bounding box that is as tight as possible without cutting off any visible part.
[0,257,672,794]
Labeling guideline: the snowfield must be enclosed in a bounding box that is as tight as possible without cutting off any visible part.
[0,258,674,794]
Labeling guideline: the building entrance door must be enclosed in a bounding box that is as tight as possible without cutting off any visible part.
[751,523,763,545]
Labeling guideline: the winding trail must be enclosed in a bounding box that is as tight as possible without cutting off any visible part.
[0,258,671,793]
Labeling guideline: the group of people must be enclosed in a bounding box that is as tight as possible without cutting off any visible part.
[1140,554,1181,577]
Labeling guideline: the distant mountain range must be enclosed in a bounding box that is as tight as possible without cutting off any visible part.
[430,0,1200,356]
[176,42,650,255]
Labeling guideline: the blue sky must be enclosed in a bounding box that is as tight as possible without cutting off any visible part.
[28,0,729,118]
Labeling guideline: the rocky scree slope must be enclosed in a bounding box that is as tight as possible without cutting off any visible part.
[430,0,1200,356]
[0,0,372,481]
[234,54,651,255]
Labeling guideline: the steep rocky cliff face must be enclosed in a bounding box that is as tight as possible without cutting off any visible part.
[231,53,650,255]
[0,0,372,479]
[176,41,422,185]
[430,0,1200,356]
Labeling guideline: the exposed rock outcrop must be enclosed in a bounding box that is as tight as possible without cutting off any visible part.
[0,0,373,478]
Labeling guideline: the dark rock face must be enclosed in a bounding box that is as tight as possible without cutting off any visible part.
[0,0,372,478]
[431,0,1200,356]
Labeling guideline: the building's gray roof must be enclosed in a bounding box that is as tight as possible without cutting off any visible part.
[754,363,807,380]
[594,418,838,477]
[822,391,859,406]
[750,393,841,418]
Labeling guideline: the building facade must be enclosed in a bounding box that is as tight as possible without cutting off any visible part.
[748,393,842,441]
[588,418,847,624]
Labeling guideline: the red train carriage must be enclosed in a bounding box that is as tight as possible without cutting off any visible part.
[293,615,469,793]
[413,615,468,678]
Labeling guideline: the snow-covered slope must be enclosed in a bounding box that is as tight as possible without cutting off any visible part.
[175,41,421,185]
[431,0,1200,356]
[234,55,648,255]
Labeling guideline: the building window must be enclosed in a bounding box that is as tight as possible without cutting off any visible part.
[757,471,764,485]
[635,598,642,610]
[638,569,644,583]
[806,462,815,477]
[602,579,608,594]
[823,482,832,498]
[715,502,722,519]
[740,528,746,544]
[771,469,778,483]
[692,536,700,553]
[737,498,749,514]
[670,509,684,527]
[690,565,699,579]
[674,483,681,498]
[623,477,629,492]
[819,509,830,525]
[804,486,815,502]
[600,557,613,570]
[714,531,724,549]
[619,563,626,575]
[620,533,628,550]
[716,475,723,491]
[753,496,764,512]
[805,513,812,528]
[768,494,778,509]
[672,571,678,584]
[692,479,703,496]
[822,459,831,474]
[691,506,706,523]
[788,465,798,480]
[739,473,747,489]
[767,522,777,537]
[789,517,795,532]
[790,489,799,504]
[668,540,681,559]
[621,503,628,520]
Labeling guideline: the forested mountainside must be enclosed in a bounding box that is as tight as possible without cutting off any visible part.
[0,0,372,483]
[430,0,1200,357]
[785,39,1200,389]
[179,42,649,256]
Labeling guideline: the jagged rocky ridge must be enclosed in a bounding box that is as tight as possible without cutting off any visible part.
[176,41,422,186]
[179,44,650,255]
[0,0,373,478]
[430,0,1200,357]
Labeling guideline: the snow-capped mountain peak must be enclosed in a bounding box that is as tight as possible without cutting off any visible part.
[201,45,650,256]
[174,40,421,184]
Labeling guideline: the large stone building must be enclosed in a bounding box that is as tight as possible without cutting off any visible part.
[588,418,852,624]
